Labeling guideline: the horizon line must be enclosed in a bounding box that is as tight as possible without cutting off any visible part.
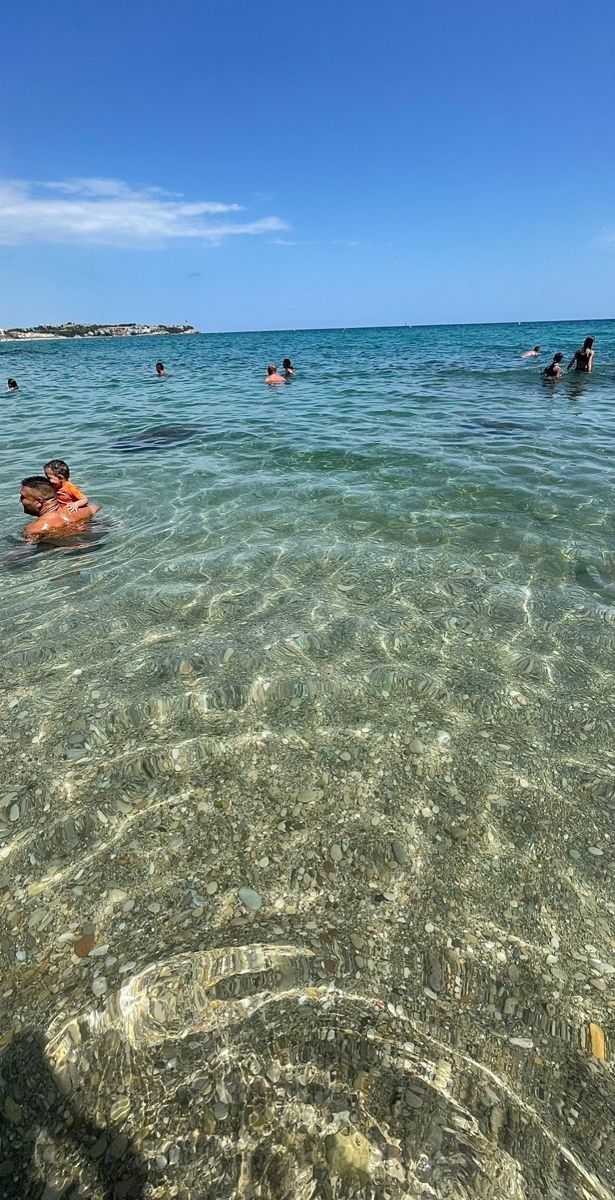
[196,316,612,335]
[1,316,611,340]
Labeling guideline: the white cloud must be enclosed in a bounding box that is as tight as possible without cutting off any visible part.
[271,237,358,248]
[42,178,153,198]
[0,178,288,247]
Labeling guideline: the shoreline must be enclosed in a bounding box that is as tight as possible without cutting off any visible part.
[0,329,199,344]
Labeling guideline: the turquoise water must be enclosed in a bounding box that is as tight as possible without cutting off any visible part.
[0,322,614,1198]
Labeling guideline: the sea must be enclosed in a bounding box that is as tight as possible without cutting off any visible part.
[0,321,613,1199]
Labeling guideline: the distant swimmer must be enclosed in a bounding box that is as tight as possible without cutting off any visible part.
[265,364,286,385]
[7,378,18,391]
[543,352,564,380]
[44,458,90,512]
[155,361,167,377]
[567,336,595,373]
[19,476,100,542]
[282,358,294,377]
[521,345,541,359]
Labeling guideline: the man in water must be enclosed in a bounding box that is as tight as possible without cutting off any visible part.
[19,476,100,541]
[155,361,167,376]
[521,345,541,359]
[265,364,286,385]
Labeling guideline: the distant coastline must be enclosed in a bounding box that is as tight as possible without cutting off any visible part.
[0,322,198,342]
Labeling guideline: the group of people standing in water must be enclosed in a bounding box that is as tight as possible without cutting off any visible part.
[5,333,600,544]
[265,359,294,384]
[522,335,595,380]
[154,357,296,385]
[8,355,297,393]
[6,337,598,395]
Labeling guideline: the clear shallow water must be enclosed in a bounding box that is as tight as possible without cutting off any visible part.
[0,323,614,1198]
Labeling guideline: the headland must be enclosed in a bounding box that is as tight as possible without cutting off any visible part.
[0,322,198,341]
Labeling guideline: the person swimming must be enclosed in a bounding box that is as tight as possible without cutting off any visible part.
[44,459,90,512]
[568,336,595,373]
[265,364,286,385]
[7,378,18,391]
[521,346,541,359]
[282,358,294,377]
[19,476,100,541]
[543,352,564,380]
[155,361,167,377]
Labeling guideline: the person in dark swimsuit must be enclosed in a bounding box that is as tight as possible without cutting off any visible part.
[543,353,564,380]
[567,336,595,373]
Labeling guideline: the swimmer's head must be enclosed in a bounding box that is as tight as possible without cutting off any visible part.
[44,459,70,489]
[267,364,277,375]
[283,358,292,370]
[533,346,541,353]
[20,475,56,515]
[7,378,18,390]
[155,361,165,375]
[583,336,595,351]
[553,353,564,363]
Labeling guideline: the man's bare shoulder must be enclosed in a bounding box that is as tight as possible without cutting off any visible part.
[68,502,100,521]
[61,502,100,524]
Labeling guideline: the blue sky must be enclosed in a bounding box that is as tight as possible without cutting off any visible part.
[2,0,613,330]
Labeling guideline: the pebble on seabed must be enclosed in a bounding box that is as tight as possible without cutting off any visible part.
[237,886,262,911]
[391,837,406,865]
[588,1022,607,1060]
